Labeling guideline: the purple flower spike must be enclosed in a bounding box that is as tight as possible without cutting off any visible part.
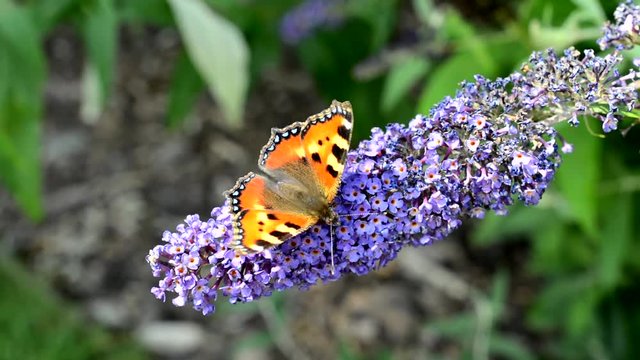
[148,1,640,315]
[147,92,562,315]
[599,0,640,50]
[280,0,346,45]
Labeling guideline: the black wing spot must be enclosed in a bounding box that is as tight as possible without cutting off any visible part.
[326,165,339,178]
[325,136,330,141]
[317,140,323,146]
[337,125,350,140]
[270,230,289,239]
[284,222,301,230]
[311,153,322,163]
[267,213,278,220]
[256,240,272,248]
[258,221,265,226]
[331,144,345,160]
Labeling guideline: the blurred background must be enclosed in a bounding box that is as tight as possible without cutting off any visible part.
[1,0,639,359]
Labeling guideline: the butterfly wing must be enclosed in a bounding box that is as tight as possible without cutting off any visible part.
[258,121,307,170]
[259,100,353,203]
[300,100,353,202]
[226,172,317,254]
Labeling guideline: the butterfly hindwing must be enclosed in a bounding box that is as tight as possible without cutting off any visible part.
[300,100,353,202]
[233,208,315,253]
[226,172,316,253]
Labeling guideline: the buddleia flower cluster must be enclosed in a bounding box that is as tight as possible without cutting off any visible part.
[147,1,640,315]
[599,0,640,50]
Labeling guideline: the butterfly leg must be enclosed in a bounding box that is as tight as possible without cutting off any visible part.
[330,223,335,275]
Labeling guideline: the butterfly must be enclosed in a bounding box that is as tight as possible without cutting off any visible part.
[225,100,354,255]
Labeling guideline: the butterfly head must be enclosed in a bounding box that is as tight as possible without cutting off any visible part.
[320,204,340,226]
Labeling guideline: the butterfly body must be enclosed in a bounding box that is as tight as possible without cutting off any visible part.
[225,100,353,254]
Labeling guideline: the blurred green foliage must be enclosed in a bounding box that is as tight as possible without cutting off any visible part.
[0,254,146,359]
[0,0,639,358]
[0,1,45,221]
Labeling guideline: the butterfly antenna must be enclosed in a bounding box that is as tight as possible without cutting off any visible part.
[330,223,335,275]
[338,211,379,217]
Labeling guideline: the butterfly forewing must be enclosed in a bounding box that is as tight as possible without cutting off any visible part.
[258,122,306,170]
[300,100,353,202]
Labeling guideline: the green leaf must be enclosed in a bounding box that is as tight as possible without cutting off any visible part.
[81,0,117,123]
[412,0,434,25]
[416,52,489,113]
[169,0,249,128]
[489,270,509,319]
[529,217,569,274]
[0,1,45,220]
[528,274,598,335]
[80,62,103,124]
[29,0,83,32]
[345,0,397,49]
[566,286,600,337]
[600,289,640,359]
[118,0,173,25]
[555,123,601,238]
[425,313,476,339]
[472,206,560,247]
[338,339,361,360]
[440,8,478,41]
[618,109,640,119]
[441,10,494,72]
[528,6,603,50]
[381,57,429,113]
[598,192,632,288]
[570,0,605,24]
[488,334,535,360]
[166,51,205,128]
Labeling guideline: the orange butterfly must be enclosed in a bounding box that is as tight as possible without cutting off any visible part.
[225,100,354,254]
